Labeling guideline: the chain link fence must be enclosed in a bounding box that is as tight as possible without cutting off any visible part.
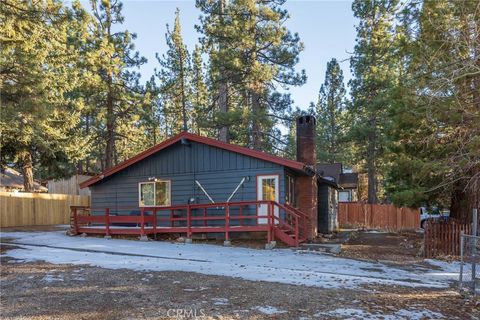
[460,233,480,295]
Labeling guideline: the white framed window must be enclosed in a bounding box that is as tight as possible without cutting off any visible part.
[139,180,171,207]
[338,190,351,202]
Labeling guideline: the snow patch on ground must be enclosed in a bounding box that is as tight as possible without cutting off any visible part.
[42,274,64,283]
[395,308,445,319]
[1,231,460,290]
[211,298,229,306]
[316,308,445,319]
[253,305,287,315]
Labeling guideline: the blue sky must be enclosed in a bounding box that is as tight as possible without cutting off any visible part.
[93,0,357,110]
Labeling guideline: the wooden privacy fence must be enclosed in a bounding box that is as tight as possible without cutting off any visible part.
[338,202,420,231]
[424,220,473,258]
[0,192,90,227]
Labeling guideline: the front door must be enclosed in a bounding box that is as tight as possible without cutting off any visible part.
[257,175,279,224]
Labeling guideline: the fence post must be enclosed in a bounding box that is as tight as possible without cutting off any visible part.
[472,208,478,294]
[460,231,464,290]
[424,221,428,258]
[105,208,110,238]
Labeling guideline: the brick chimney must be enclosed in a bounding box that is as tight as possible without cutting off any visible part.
[296,115,318,239]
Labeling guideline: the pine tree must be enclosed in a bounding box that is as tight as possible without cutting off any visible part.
[156,8,191,135]
[196,0,305,150]
[386,0,480,220]
[348,0,399,204]
[141,76,164,146]
[86,0,146,169]
[0,0,88,189]
[191,45,212,136]
[316,58,347,164]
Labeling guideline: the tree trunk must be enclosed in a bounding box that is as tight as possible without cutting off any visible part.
[85,113,90,173]
[180,49,188,132]
[450,180,472,223]
[105,77,114,169]
[105,9,115,169]
[21,150,34,192]
[367,118,378,204]
[217,0,229,142]
[251,90,263,150]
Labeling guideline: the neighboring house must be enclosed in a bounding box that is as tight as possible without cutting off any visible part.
[338,172,358,202]
[0,167,47,192]
[315,163,359,233]
[316,163,359,203]
[317,176,339,234]
[48,174,92,196]
[79,116,335,245]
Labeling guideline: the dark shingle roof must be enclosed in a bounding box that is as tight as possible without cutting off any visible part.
[339,172,358,189]
[316,163,358,189]
[316,163,342,182]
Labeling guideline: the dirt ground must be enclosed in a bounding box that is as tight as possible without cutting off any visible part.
[0,246,478,319]
[338,230,425,265]
[1,228,479,319]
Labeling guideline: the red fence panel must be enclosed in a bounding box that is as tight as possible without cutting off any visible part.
[424,220,472,258]
[338,202,420,231]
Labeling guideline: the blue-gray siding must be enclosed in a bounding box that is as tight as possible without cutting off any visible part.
[91,141,287,214]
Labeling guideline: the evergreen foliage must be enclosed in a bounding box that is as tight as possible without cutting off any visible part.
[316,58,347,164]
[1,0,478,220]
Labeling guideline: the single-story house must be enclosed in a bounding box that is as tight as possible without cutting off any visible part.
[78,116,331,246]
[0,167,47,192]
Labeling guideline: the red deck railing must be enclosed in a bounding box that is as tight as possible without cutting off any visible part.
[70,200,309,246]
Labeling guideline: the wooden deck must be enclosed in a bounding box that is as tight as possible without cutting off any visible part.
[70,201,310,247]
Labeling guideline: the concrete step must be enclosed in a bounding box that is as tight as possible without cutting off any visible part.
[300,243,341,254]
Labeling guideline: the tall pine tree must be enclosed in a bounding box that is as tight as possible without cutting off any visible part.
[386,0,480,220]
[0,0,89,189]
[196,0,305,150]
[156,9,192,135]
[86,0,146,170]
[348,0,399,203]
[316,58,347,164]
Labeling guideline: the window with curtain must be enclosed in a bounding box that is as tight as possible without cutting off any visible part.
[139,181,171,207]
[262,178,276,201]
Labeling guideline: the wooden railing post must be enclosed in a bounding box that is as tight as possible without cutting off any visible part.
[267,202,272,243]
[203,208,207,227]
[140,207,145,237]
[270,202,275,243]
[225,204,230,244]
[187,205,192,239]
[73,207,79,235]
[105,208,110,237]
[153,208,157,235]
[295,215,299,247]
[239,206,243,226]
